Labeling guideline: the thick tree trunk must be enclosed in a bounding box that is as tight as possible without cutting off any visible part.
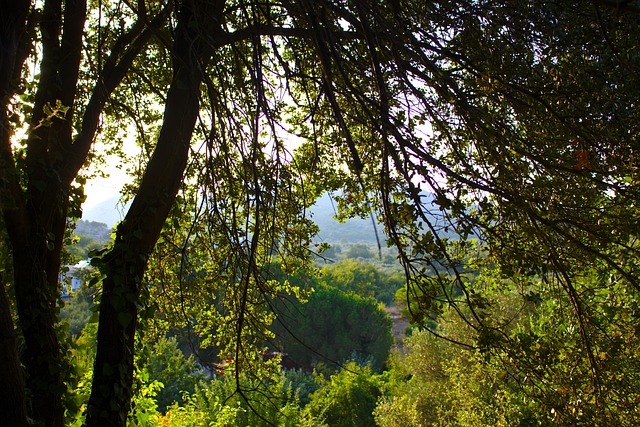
[1,1,66,426]
[7,173,70,427]
[12,228,67,427]
[85,65,199,427]
[85,2,215,423]
[3,2,172,425]
[0,274,29,427]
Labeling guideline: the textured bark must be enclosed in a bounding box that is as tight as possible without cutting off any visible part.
[0,1,59,426]
[6,0,85,424]
[84,72,200,423]
[0,276,28,427]
[12,233,67,427]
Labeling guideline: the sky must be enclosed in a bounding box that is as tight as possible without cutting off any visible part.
[84,166,127,209]
[81,140,135,226]
[82,170,129,227]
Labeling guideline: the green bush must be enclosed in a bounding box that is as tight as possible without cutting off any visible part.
[306,361,384,427]
[146,336,206,412]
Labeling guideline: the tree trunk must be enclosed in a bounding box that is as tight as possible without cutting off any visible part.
[7,173,70,427]
[2,1,172,425]
[1,1,66,426]
[0,274,29,427]
[12,228,67,427]
[85,1,216,423]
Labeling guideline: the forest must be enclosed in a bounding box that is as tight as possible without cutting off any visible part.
[1,1,639,426]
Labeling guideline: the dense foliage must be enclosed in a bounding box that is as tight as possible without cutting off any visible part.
[319,258,404,304]
[378,273,640,427]
[1,0,639,425]
[306,361,384,427]
[272,286,393,371]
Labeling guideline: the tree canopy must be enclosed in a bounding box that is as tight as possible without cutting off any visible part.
[271,286,393,371]
[1,0,639,425]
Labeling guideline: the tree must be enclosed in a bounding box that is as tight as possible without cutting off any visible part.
[320,258,404,304]
[1,1,173,425]
[146,336,205,413]
[60,278,95,337]
[366,5,640,418]
[306,361,383,427]
[345,243,375,260]
[1,1,317,423]
[378,273,640,426]
[158,369,318,427]
[273,287,393,372]
[1,1,639,426]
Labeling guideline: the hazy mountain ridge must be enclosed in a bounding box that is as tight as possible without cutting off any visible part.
[82,196,129,228]
[311,194,383,246]
[75,220,111,243]
[81,192,449,247]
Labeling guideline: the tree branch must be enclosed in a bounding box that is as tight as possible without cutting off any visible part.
[65,1,173,183]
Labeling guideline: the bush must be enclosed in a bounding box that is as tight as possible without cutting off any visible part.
[306,361,384,427]
[146,336,206,412]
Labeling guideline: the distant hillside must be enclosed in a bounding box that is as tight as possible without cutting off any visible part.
[310,192,460,248]
[310,193,383,246]
[67,220,112,260]
[81,191,451,248]
[75,220,112,243]
[82,192,383,245]
[83,196,129,227]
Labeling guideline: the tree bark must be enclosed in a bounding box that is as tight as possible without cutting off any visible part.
[85,1,220,424]
[12,231,67,427]
[0,1,64,426]
[0,275,28,427]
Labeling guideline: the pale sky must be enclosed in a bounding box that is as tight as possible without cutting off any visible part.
[80,136,137,225]
[83,166,128,209]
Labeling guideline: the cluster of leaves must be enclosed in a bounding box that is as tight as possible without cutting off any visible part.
[306,361,385,427]
[91,330,383,427]
[147,356,384,427]
[378,262,640,427]
[319,258,404,304]
[57,255,396,422]
[145,336,207,413]
[59,279,97,337]
[374,0,640,334]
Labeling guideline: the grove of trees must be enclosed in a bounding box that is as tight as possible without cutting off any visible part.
[1,0,639,426]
